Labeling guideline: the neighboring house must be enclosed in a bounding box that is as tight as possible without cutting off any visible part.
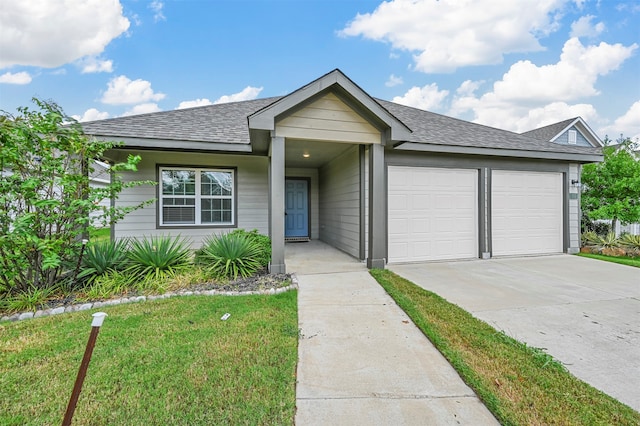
[89,160,112,227]
[81,69,603,273]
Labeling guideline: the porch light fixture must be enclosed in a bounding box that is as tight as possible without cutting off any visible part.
[571,179,581,188]
[303,153,310,158]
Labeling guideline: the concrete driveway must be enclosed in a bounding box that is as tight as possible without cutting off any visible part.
[389,255,640,411]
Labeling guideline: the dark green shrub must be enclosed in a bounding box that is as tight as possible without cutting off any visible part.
[125,236,192,281]
[196,233,262,280]
[78,239,130,283]
[229,228,271,267]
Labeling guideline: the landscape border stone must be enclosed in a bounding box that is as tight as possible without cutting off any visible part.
[1,275,299,323]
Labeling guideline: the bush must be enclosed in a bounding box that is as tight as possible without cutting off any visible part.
[125,236,192,282]
[229,229,271,267]
[78,239,130,283]
[620,234,640,257]
[196,233,263,280]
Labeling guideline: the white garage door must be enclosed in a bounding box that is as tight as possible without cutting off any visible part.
[388,167,478,263]
[492,170,563,256]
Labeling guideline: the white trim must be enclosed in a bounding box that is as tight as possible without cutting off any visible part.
[549,118,603,147]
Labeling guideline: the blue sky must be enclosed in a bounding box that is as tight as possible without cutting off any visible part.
[1,0,639,140]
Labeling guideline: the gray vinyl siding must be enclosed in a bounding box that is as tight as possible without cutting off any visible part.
[285,168,319,239]
[568,163,580,252]
[319,145,360,258]
[109,149,268,248]
[554,127,591,147]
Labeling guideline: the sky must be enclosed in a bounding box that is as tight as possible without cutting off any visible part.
[0,0,639,141]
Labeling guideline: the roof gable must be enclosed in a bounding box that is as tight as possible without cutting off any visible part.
[522,117,603,147]
[248,69,411,142]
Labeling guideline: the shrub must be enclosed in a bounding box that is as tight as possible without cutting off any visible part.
[78,239,130,283]
[620,234,640,257]
[196,233,262,280]
[229,228,271,267]
[125,236,192,281]
[3,285,57,313]
[79,271,134,301]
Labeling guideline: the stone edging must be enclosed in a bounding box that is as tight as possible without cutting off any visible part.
[1,275,299,323]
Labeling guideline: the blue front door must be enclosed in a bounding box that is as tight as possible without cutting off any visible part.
[285,179,309,238]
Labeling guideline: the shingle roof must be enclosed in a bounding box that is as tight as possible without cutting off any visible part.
[81,97,280,145]
[81,96,601,156]
[520,117,577,142]
[377,102,601,155]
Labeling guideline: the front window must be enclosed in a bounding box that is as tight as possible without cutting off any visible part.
[159,167,234,226]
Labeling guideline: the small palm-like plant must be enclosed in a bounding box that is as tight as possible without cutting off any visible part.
[78,239,130,283]
[581,231,601,247]
[620,234,640,256]
[126,236,192,281]
[196,233,262,280]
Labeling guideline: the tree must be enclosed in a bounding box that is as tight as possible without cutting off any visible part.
[581,136,640,236]
[0,98,152,293]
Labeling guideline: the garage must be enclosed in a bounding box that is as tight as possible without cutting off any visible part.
[491,170,563,256]
[388,166,478,263]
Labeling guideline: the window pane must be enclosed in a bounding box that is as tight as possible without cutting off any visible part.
[201,171,232,196]
[162,170,195,195]
[201,197,232,224]
[163,206,195,224]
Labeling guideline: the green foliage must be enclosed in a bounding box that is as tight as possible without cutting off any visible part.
[78,239,130,282]
[620,234,640,257]
[3,285,57,313]
[125,236,192,281]
[229,228,271,267]
[196,233,263,280]
[80,271,134,301]
[0,98,153,295]
[581,137,640,230]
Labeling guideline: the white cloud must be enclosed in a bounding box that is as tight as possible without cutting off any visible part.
[392,83,449,111]
[78,56,113,74]
[450,38,638,131]
[176,98,213,109]
[456,80,483,96]
[340,0,567,73]
[385,74,403,87]
[0,71,32,84]
[0,0,129,69]
[570,15,605,39]
[101,75,165,105]
[72,108,110,122]
[149,1,166,22]
[213,86,263,104]
[122,103,162,116]
[601,101,640,142]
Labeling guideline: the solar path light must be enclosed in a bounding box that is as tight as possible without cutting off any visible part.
[62,312,107,426]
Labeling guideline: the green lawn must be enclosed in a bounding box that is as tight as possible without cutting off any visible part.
[577,252,640,268]
[370,269,640,426]
[88,227,111,242]
[0,293,298,425]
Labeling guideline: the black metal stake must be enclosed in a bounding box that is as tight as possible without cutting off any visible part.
[62,312,107,426]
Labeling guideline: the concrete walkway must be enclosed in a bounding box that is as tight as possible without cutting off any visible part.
[288,241,498,425]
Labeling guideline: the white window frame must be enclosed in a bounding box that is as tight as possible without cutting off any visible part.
[159,166,235,227]
[568,129,577,144]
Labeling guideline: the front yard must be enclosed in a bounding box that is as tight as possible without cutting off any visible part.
[0,293,298,425]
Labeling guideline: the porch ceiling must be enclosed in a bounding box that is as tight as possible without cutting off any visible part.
[285,139,355,168]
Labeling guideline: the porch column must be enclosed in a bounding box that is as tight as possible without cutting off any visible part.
[269,135,286,273]
[367,143,386,269]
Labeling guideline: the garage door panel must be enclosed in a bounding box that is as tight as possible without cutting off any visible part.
[388,166,478,263]
[492,170,562,256]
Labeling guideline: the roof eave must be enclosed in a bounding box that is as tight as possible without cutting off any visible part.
[394,142,604,163]
[92,136,252,153]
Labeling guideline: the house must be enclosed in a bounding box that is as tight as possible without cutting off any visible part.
[81,69,603,273]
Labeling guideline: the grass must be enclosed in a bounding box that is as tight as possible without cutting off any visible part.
[89,227,111,242]
[0,292,298,425]
[577,252,640,268]
[370,269,640,426]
